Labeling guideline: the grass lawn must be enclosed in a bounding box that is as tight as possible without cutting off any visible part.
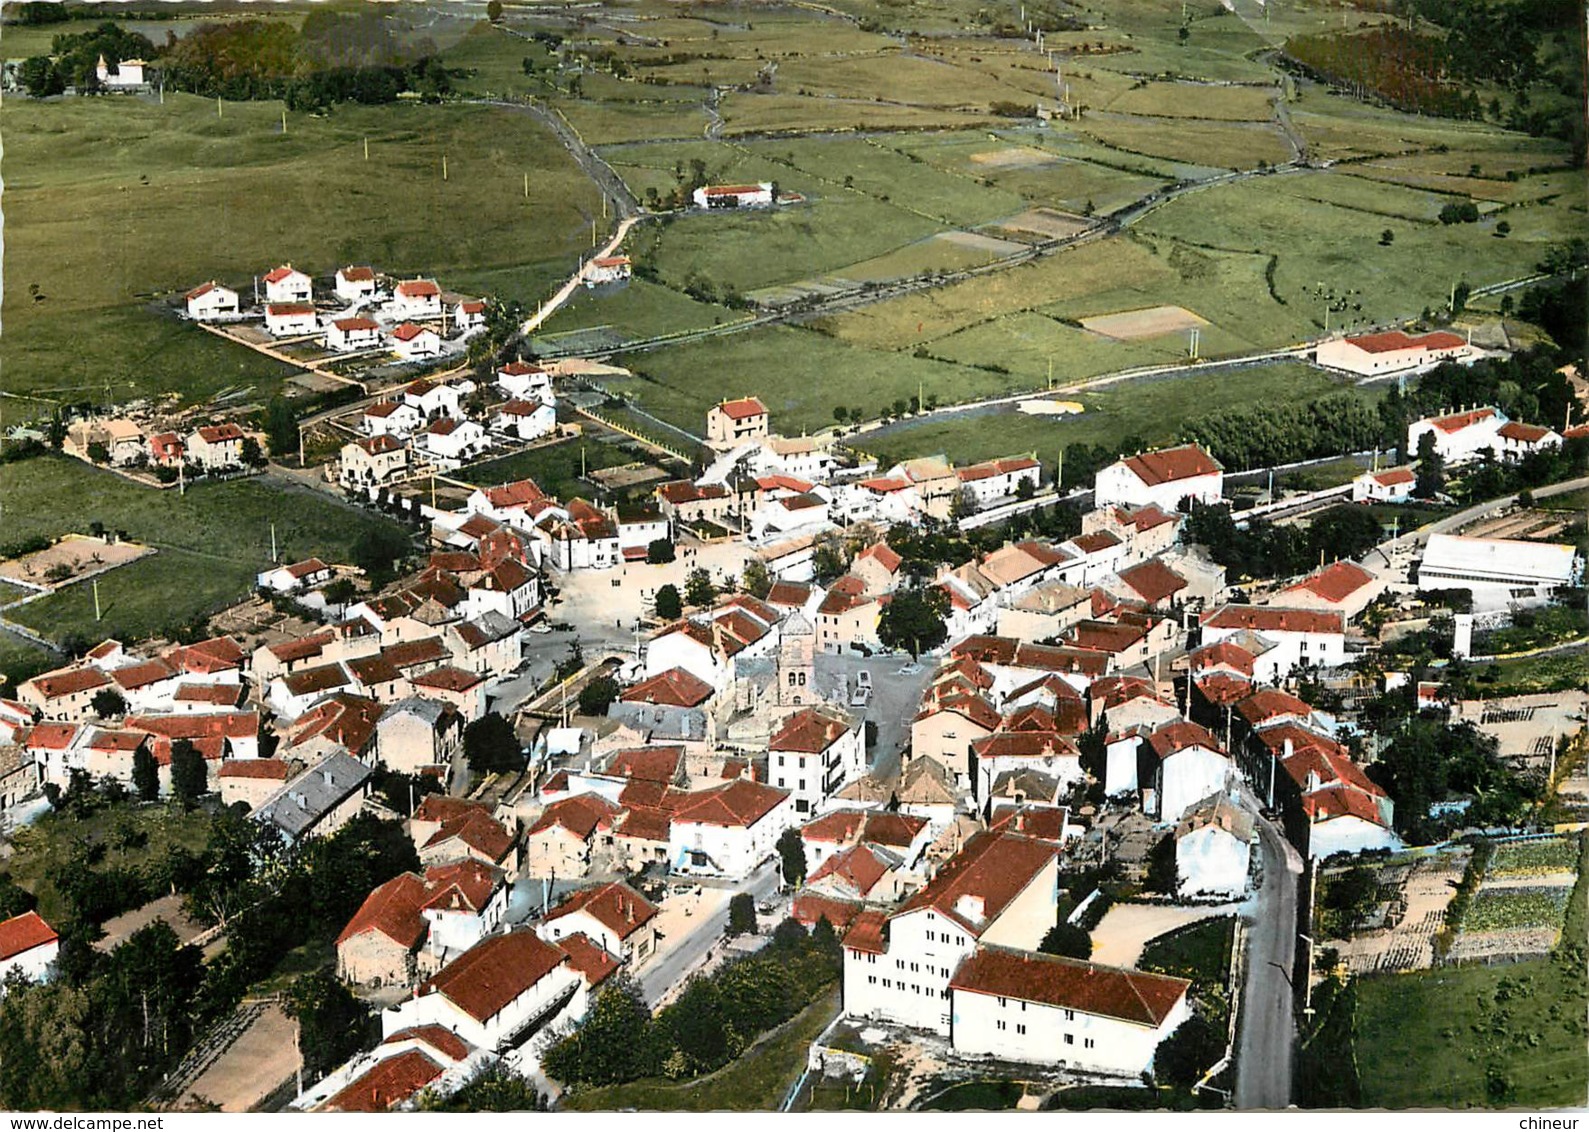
[2,91,600,411]
[1137,915,1237,984]
[560,986,839,1111]
[859,361,1348,466]
[919,1079,1028,1111]
[6,802,217,927]
[1350,835,1588,1108]
[1077,117,1293,171]
[0,456,406,645]
[538,277,735,344]
[1484,647,1589,696]
[0,630,57,692]
[457,437,639,500]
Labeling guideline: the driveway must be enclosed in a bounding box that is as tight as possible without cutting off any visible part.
[1234,816,1301,1110]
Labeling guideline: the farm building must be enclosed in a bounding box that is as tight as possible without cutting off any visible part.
[585,256,632,286]
[1316,329,1476,376]
[1406,407,1506,466]
[1416,533,1583,597]
[692,183,774,209]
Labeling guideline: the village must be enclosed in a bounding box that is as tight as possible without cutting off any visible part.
[1,284,1585,1111]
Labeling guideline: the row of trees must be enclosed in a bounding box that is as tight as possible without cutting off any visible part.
[1181,390,1388,473]
[1183,502,1385,582]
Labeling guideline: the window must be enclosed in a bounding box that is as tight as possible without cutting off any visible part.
[868,954,876,964]
[1020,1001,1026,1012]
[998,997,1007,1007]
[897,960,905,970]
[1064,1034,1074,1045]
[798,672,807,686]
[1017,1024,1027,1035]
[1084,1038,1095,1049]
[910,963,918,973]
[777,756,785,767]
[868,975,877,985]
[996,1020,1007,1032]
[883,979,891,988]
[1064,1010,1075,1021]
[926,930,935,942]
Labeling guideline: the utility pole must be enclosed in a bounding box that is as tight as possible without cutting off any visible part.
[364,136,370,161]
[443,154,449,181]
[93,579,102,622]
[525,171,530,199]
[270,522,278,563]
[281,108,287,134]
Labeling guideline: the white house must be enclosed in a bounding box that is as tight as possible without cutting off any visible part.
[403,378,473,420]
[393,279,443,320]
[956,456,1042,508]
[644,599,782,692]
[1174,793,1253,899]
[496,361,554,404]
[1317,329,1475,377]
[420,418,490,465]
[584,255,632,286]
[493,399,557,441]
[364,400,424,438]
[185,281,238,321]
[257,558,333,594]
[535,881,659,967]
[95,54,145,88]
[1199,605,1346,681]
[1094,445,1222,511]
[1493,421,1563,462]
[1351,466,1416,504]
[186,423,246,470]
[453,299,487,333]
[1417,534,1582,597]
[668,779,795,879]
[841,831,1058,1035]
[706,397,770,447]
[541,501,621,573]
[326,316,382,353]
[264,303,317,337]
[341,435,410,488]
[392,323,443,360]
[616,505,669,562]
[262,264,313,304]
[948,947,1191,1077]
[1145,720,1232,823]
[335,265,379,304]
[381,930,582,1053]
[1406,406,1506,466]
[0,912,59,988]
[769,707,865,817]
[692,182,774,209]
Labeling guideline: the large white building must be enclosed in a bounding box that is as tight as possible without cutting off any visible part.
[1406,406,1506,466]
[769,706,865,816]
[185,281,239,321]
[1199,605,1347,681]
[1317,329,1476,377]
[692,183,774,209]
[668,779,796,879]
[1417,533,1583,597]
[1093,445,1222,512]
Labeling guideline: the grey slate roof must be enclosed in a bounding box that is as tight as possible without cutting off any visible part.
[253,751,372,840]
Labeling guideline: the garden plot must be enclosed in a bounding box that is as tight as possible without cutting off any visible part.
[968,145,1060,169]
[1449,841,1579,961]
[0,534,154,590]
[989,208,1092,242]
[1080,304,1209,341]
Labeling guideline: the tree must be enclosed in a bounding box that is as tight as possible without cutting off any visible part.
[18,56,67,97]
[876,587,950,658]
[169,739,208,806]
[1155,1014,1224,1087]
[654,583,683,622]
[86,442,110,465]
[776,827,806,888]
[578,675,620,716]
[726,892,756,937]
[431,1063,544,1111]
[1379,228,1395,246]
[91,688,126,719]
[740,558,772,599]
[1414,430,1445,498]
[463,712,522,774]
[646,538,675,565]
[287,971,372,1078]
[684,567,716,608]
[263,396,298,459]
[351,525,411,584]
[132,747,159,803]
[239,436,266,468]
[541,975,654,1086]
[811,536,846,585]
[1038,921,1092,960]
[486,0,504,20]
[833,406,848,423]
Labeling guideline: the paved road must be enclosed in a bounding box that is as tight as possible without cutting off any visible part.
[1234,815,1301,1110]
[639,860,780,1006]
[815,652,936,783]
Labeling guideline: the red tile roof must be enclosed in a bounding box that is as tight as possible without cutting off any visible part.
[792,893,862,930]
[339,265,376,283]
[528,793,621,840]
[265,303,314,318]
[606,746,683,783]
[989,806,1070,842]
[392,323,434,343]
[1236,688,1316,727]
[951,946,1189,1025]
[670,779,789,828]
[615,805,673,843]
[1201,604,1343,636]
[1497,421,1553,443]
[1369,467,1416,486]
[1284,561,1375,605]
[770,708,851,754]
[809,842,891,897]
[855,542,903,572]
[1188,640,1256,677]
[1119,444,1219,487]
[1146,720,1223,761]
[420,930,568,1023]
[411,666,484,693]
[558,932,620,987]
[1116,559,1187,606]
[423,808,516,864]
[396,279,440,298]
[336,872,430,949]
[896,831,1057,935]
[0,911,57,961]
[1348,329,1466,354]
[325,1049,443,1113]
[263,265,304,284]
[620,667,714,709]
[843,909,889,953]
[218,758,292,781]
[716,396,767,421]
[28,667,110,699]
[333,317,380,332]
[383,1025,472,1064]
[1428,407,1498,433]
[543,881,659,941]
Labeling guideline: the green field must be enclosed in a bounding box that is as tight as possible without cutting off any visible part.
[2,89,601,412]
[0,630,56,690]
[1461,886,1571,933]
[1138,916,1237,984]
[0,456,405,646]
[1351,836,1588,1108]
[458,435,642,500]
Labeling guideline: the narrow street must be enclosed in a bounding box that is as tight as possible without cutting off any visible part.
[1234,815,1302,1110]
[639,861,781,1006]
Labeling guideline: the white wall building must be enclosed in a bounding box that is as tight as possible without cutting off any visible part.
[1417,533,1582,596]
[264,303,317,337]
[263,265,312,304]
[1406,406,1506,466]
[1199,605,1346,681]
[1093,445,1222,511]
[1318,329,1475,377]
[668,780,795,879]
[185,281,238,321]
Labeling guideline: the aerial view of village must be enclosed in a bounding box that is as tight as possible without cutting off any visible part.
[0,0,1583,1116]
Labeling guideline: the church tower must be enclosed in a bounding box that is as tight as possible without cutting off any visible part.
[777,611,816,707]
